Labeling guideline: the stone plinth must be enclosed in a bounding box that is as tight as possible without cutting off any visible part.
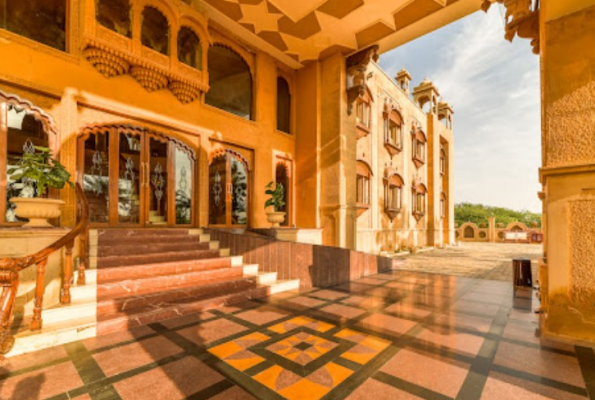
[250,228,323,245]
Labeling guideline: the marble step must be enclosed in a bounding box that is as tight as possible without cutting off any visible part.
[97,275,260,316]
[97,265,248,300]
[96,257,234,283]
[96,280,298,336]
[94,229,197,239]
[95,233,211,247]
[96,241,215,257]
[11,315,96,357]
[94,248,223,268]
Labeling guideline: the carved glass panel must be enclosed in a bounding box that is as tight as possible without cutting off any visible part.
[148,137,169,225]
[178,27,201,69]
[83,131,110,224]
[0,0,67,51]
[175,147,192,225]
[141,6,169,55]
[231,156,248,226]
[118,132,142,224]
[209,155,227,225]
[5,104,48,222]
[206,45,252,120]
[277,77,291,133]
[97,0,132,38]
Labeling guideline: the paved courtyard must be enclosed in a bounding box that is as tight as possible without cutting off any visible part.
[394,242,542,282]
[1,268,593,400]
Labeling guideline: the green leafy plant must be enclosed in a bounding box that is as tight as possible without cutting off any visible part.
[264,181,285,212]
[8,146,74,197]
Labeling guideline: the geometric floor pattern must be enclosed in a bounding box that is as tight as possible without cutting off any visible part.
[1,269,594,400]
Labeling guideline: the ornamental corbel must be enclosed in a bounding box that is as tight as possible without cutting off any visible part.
[346,45,379,115]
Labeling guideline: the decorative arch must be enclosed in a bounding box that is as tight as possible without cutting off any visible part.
[1,91,59,224]
[356,160,374,178]
[507,222,529,232]
[208,148,250,171]
[460,222,478,239]
[78,122,195,160]
[140,5,171,55]
[206,44,254,120]
[0,90,59,138]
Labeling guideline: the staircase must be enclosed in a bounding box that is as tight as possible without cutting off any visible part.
[10,228,299,356]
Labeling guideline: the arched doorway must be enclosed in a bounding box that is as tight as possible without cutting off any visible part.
[275,162,290,226]
[78,124,195,227]
[209,150,249,227]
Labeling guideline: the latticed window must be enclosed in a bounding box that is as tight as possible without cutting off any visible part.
[412,184,427,218]
[356,175,370,205]
[385,111,403,148]
[440,149,446,175]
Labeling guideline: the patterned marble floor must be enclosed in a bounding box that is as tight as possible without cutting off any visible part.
[1,270,594,400]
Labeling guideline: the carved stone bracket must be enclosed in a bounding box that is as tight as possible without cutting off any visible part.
[346,45,379,115]
[83,39,209,103]
[482,0,540,54]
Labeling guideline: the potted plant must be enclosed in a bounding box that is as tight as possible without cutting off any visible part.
[264,181,286,228]
[8,146,74,227]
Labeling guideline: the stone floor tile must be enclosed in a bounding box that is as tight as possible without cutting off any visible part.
[159,310,216,329]
[494,341,586,388]
[283,296,327,309]
[1,345,68,373]
[380,349,470,398]
[345,378,424,399]
[82,325,155,352]
[359,313,418,337]
[178,318,247,345]
[434,312,495,334]
[414,327,485,356]
[114,357,224,400]
[309,290,350,300]
[235,306,289,326]
[481,371,588,400]
[384,302,433,319]
[0,361,83,400]
[210,386,257,399]
[93,336,183,377]
[317,303,366,321]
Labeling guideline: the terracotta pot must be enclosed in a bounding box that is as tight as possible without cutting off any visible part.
[266,211,286,228]
[10,198,65,228]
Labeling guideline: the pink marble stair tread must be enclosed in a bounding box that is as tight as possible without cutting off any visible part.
[96,275,259,315]
[98,234,205,247]
[97,257,233,283]
[98,241,211,257]
[97,266,247,300]
[96,284,272,335]
[97,229,193,239]
[96,249,222,268]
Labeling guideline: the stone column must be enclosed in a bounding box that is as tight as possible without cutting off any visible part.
[488,216,496,242]
[540,1,595,343]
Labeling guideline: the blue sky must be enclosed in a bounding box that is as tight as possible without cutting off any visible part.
[379,6,541,213]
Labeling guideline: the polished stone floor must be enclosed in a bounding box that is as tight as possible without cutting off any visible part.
[1,270,594,400]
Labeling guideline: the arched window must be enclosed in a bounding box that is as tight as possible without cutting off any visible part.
[440,148,446,175]
[356,91,372,131]
[0,0,67,50]
[412,128,426,169]
[0,95,53,224]
[383,172,403,221]
[464,225,475,239]
[385,110,403,149]
[141,6,169,55]
[277,77,291,133]
[178,26,202,69]
[412,183,427,219]
[206,45,253,120]
[96,0,131,38]
[356,161,373,207]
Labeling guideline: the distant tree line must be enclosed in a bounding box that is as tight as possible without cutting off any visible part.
[455,203,541,228]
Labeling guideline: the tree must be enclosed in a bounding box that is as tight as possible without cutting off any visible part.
[455,202,541,228]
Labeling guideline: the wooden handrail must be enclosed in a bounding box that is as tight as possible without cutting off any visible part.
[0,183,89,360]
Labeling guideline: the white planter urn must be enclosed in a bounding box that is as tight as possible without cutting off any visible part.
[266,211,286,228]
[10,198,65,228]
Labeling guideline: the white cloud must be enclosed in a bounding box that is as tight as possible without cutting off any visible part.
[379,7,542,212]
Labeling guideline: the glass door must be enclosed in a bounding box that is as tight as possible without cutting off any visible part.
[209,152,249,227]
[80,126,195,227]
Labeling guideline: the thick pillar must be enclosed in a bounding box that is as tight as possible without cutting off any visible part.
[540,0,595,343]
